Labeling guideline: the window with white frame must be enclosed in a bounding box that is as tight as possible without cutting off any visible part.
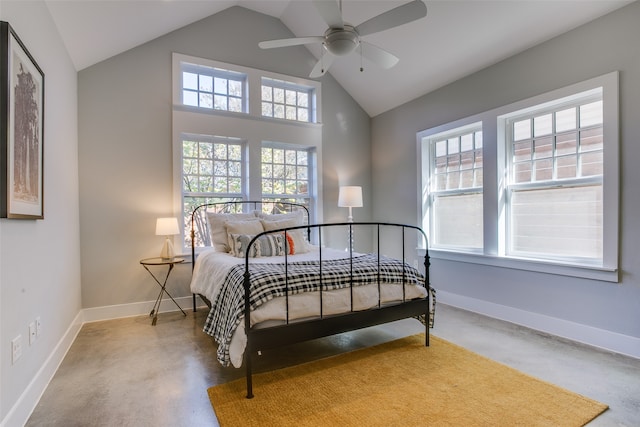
[417,72,618,280]
[181,134,245,247]
[261,78,315,123]
[422,123,483,251]
[504,92,603,262]
[172,54,323,251]
[261,143,313,210]
[181,62,246,112]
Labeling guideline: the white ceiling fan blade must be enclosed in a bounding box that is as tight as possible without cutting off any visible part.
[310,53,336,78]
[259,36,324,49]
[360,42,399,69]
[312,0,344,29]
[355,0,427,37]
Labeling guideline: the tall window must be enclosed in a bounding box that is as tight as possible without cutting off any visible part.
[181,134,245,246]
[261,78,315,123]
[181,63,246,112]
[261,143,312,209]
[173,54,323,251]
[505,93,603,262]
[422,123,483,251]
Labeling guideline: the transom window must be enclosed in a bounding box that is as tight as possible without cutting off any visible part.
[261,78,315,123]
[181,63,246,112]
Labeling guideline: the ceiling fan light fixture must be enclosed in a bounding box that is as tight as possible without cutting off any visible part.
[324,26,360,56]
[259,1,428,77]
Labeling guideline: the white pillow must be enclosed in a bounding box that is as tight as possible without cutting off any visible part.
[225,220,264,253]
[255,209,305,225]
[206,212,256,252]
[261,218,309,254]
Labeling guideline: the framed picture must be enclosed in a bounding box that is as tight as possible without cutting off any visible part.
[0,21,44,219]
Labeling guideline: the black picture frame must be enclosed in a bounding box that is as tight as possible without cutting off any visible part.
[0,21,44,219]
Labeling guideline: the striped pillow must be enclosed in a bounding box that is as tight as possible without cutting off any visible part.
[229,234,286,258]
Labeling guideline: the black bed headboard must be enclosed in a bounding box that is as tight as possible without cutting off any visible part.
[189,200,310,267]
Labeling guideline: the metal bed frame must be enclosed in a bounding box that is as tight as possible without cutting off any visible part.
[190,201,432,398]
[190,200,311,311]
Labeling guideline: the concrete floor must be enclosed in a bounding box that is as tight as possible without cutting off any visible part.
[26,304,640,426]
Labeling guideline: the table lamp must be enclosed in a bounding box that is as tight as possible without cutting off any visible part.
[156,217,180,259]
[338,186,363,222]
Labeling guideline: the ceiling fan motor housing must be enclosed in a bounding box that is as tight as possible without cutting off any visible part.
[324,25,360,56]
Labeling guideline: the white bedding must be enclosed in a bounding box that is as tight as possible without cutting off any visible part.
[190,246,428,367]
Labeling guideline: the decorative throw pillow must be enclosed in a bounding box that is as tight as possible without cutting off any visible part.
[225,220,264,253]
[261,218,309,254]
[229,233,286,258]
[206,212,256,252]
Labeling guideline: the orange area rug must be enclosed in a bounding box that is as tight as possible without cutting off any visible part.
[208,334,607,426]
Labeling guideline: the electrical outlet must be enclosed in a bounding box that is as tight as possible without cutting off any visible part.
[12,335,22,364]
[29,322,37,345]
[36,317,42,337]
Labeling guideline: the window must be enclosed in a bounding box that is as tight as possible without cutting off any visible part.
[422,123,483,250]
[417,72,618,281]
[181,63,246,112]
[504,94,603,262]
[261,78,315,123]
[181,134,245,247]
[261,143,312,209]
[172,54,323,251]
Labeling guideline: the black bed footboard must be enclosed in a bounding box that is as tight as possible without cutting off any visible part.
[242,221,432,399]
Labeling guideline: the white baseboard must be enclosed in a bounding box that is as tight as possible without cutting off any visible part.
[2,295,208,427]
[82,295,200,323]
[438,290,640,359]
[1,311,84,427]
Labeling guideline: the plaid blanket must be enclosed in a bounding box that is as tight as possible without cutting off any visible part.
[203,253,425,366]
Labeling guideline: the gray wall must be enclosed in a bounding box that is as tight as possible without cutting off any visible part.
[371,1,640,347]
[78,6,371,309]
[0,1,81,423]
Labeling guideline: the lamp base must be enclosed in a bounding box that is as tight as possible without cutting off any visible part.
[160,238,175,260]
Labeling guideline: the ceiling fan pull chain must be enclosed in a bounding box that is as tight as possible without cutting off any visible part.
[360,44,364,72]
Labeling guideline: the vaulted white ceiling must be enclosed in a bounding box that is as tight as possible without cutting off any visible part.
[45,0,631,117]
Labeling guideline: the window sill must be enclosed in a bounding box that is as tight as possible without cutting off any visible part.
[419,248,618,283]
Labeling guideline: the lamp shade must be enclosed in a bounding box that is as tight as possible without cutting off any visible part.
[155,217,179,236]
[338,186,363,208]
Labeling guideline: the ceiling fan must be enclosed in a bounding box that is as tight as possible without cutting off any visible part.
[258,0,428,78]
